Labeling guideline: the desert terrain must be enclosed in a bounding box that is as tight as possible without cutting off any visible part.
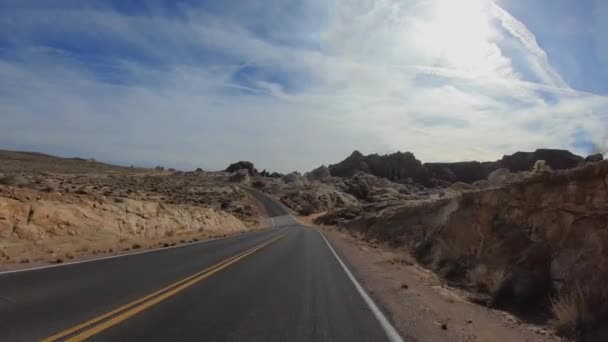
[249,149,606,342]
[0,150,264,267]
[1,148,606,341]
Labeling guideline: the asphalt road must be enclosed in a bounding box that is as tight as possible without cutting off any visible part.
[0,189,402,342]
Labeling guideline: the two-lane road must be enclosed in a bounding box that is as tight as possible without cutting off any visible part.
[0,189,402,341]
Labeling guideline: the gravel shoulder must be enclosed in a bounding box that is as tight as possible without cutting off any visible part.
[321,226,562,342]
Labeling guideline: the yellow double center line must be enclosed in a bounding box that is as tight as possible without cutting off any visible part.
[43,232,289,342]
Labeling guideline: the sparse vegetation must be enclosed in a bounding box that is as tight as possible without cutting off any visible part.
[552,285,588,337]
[0,175,18,185]
[317,158,608,338]
[468,265,508,297]
[550,282,608,340]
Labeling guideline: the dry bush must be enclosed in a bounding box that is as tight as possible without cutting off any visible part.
[468,264,508,296]
[432,238,471,279]
[552,281,608,340]
[552,285,589,337]
[0,175,17,185]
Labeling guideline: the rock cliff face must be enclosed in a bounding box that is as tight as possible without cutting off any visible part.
[317,161,608,340]
[305,165,331,182]
[424,161,495,184]
[329,149,586,186]
[428,149,585,184]
[496,149,583,172]
[329,151,432,185]
[278,183,359,215]
[0,188,247,263]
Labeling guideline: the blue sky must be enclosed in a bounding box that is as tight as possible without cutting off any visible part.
[0,0,607,172]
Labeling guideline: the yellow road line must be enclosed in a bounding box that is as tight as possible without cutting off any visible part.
[41,242,263,342]
[43,232,288,342]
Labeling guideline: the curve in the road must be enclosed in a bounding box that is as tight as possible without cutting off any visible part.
[0,188,404,342]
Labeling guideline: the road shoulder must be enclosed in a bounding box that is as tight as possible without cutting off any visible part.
[320,226,562,342]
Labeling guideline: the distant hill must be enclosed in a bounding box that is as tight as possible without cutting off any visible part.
[0,150,147,174]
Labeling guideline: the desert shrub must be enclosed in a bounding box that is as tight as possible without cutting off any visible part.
[468,265,508,296]
[431,238,473,280]
[552,282,608,340]
[251,179,265,189]
[298,204,315,216]
[74,188,88,195]
[552,285,588,337]
[0,175,17,185]
[42,185,55,193]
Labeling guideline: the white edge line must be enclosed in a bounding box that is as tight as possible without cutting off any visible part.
[316,228,404,342]
[0,230,261,276]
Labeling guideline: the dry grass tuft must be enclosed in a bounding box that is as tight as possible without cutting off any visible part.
[551,285,588,337]
[468,264,508,296]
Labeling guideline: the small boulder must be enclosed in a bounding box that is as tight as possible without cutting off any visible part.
[225,161,258,176]
[229,169,250,183]
[282,172,308,185]
[14,223,43,241]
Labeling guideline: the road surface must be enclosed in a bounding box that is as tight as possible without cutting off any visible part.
[0,188,402,341]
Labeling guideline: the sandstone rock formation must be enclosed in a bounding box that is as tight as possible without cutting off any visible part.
[225,161,258,175]
[329,151,432,185]
[0,189,246,263]
[305,165,331,182]
[327,149,585,186]
[279,183,358,215]
[316,160,608,340]
[0,151,263,266]
[497,149,582,172]
[424,161,495,184]
[282,171,308,184]
[229,169,250,183]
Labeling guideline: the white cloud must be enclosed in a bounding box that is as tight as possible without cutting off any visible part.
[0,0,606,172]
[489,2,570,89]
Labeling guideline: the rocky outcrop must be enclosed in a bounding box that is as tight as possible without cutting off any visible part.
[0,191,248,263]
[329,151,432,185]
[585,153,604,163]
[0,151,264,266]
[0,196,245,241]
[496,149,582,172]
[229,169,250,183]
[282,172,308,185]
[279,184,358,215]
[424,161,495,184]
[327,149,584,186]
[426,149,584,184]
[305,165,331,182]
[225,161,258,175]
[317,161,608,340]
[259,170,282,178]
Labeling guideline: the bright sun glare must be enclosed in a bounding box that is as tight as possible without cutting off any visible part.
[417,0,496,75]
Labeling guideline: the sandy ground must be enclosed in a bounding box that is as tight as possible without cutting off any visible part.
[320,225,562,342]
